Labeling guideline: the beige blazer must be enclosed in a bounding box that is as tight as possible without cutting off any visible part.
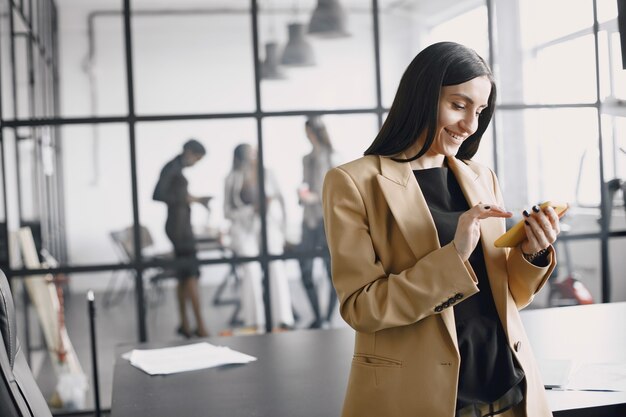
[322,154,555,417]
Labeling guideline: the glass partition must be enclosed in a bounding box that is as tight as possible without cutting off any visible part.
[496,108,601,234]
[380,1,489,107]
[57,2,127,117]
[258,1,376,111]
[132,1,255,115]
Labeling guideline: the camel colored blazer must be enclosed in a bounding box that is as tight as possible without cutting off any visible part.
[322,154,556,417]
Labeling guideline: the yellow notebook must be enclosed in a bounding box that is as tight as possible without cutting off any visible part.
[494,201,569,248]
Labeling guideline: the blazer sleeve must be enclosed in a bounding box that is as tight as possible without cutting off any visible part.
[322,166,480,333]
[489,169,557,309]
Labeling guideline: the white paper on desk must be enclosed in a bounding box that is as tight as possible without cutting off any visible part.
[566,362,626,392]
[127,342,257,375]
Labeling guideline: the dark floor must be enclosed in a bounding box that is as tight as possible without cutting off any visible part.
[15,269,344,416]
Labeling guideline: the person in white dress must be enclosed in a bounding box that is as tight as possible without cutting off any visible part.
[224,143,294,331]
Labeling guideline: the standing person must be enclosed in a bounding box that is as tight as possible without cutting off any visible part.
[322,42,560,417]
[298,116,339,328]
[224,143,294,332]
[153,139,210,338]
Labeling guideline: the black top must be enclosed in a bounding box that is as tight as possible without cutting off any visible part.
[413,166,524,412]
[153,155,197,278]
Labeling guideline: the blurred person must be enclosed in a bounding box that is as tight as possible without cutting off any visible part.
[298,116,340,328]
[323,42,561,417]
[224,143,294,332]
[153,139,210,338]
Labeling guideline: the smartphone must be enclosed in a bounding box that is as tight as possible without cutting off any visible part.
[494,201,569,248]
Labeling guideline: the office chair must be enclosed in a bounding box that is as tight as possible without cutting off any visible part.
[103,225,177,308]
[0,268,53,417]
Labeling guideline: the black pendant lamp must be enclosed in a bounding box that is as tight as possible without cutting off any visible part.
[261,42,287,80]
[308,0,350,38]
[280,22,316,66]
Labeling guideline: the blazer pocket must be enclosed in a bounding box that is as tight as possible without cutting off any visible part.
[352,353,402,368]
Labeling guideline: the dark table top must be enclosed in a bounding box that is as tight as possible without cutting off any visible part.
[111,329,353,417]
[112,303,626,417]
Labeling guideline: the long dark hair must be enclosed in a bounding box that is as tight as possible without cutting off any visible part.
[305,116,333,151]
[364,42,496,161]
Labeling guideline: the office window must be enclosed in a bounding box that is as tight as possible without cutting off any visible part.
[496,108,601,232]
[61,124,134,270]
[136,118,258,258]
[596,0,619,23]
[262,114,378,247]
[380,2,489,107]
[495,0,596,104]
[132,2,255,115]
[13,20,30,120]
[0,0,14,119]
[601,115,626,233]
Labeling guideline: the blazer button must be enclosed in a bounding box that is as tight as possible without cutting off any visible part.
[514,341,522,352]
[442,301,450,308]
[454,293,463,300]
[434,305,443,313]
[448,297,456,305]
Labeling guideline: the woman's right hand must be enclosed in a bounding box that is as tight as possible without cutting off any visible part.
[453,204,513,261]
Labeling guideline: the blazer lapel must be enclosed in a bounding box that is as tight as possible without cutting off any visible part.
[377,155,462,349]
[376,155,439,259]
[447,156,509,332]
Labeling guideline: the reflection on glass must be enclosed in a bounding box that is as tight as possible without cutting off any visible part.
[380,2,488,107]
[132,2,255,115]
[497,108,600,233]
[58,5,127,117]
[62,124,134,266]
[259,2,376,110]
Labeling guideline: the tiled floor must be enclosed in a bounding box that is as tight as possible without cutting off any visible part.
[16,268,345,415]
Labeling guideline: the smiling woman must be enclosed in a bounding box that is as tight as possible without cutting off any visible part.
[323,42,561,417]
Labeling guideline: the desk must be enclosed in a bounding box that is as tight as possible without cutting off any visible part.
[111,303,626,417]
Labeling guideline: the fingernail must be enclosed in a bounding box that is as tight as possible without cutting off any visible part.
[484,205,491,210]
[532,205,540,213]
[523,210,530,217]
[524,220,530,226]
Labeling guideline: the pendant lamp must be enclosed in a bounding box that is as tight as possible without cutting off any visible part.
[280,22,316,66]
[308,0,350,38]
[261,42,287,80]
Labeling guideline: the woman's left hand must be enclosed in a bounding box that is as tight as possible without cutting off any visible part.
[521,205,561,254]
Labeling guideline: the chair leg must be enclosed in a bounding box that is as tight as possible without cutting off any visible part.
[212,265,241,307]
[102,270,131,308]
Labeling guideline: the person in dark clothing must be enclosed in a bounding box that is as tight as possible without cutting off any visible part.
[322,42,561,417]
[153,139,210,338]
[298,116,339,328]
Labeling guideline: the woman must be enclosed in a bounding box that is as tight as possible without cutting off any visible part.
[224,143,294,332]
[298,116,339,328]
[153,139,210,338]
[322,42,559,417]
